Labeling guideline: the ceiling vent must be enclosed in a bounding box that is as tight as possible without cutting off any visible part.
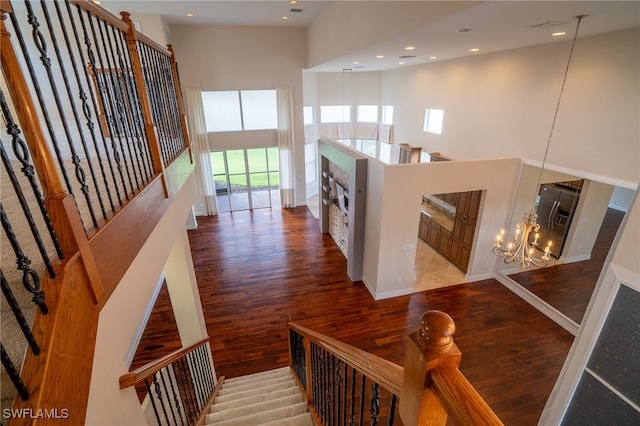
[290,8,303,13]
[399,55,416,59]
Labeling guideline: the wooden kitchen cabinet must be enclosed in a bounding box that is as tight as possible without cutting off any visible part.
[450,190,482,272]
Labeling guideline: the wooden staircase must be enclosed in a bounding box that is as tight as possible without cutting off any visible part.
[205,367,313,426]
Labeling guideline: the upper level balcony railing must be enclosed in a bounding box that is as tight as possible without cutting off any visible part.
[1,1,193,421]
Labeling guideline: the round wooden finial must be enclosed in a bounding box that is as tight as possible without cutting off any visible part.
[417,310,456,352]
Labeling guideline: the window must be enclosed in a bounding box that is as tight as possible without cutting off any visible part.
[303,106,314,125]
[381,105,394,125]
[424,108,445,135]
[201,91,242,132]
[357,105,378,123]
[320,105,351,123]
[201,90,277,132]
[241,90,277,130]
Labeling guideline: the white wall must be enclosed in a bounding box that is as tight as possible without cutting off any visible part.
[362,157,522,299]
[380,28,639,186]
[169,24,308,206]
[86,175,205,425]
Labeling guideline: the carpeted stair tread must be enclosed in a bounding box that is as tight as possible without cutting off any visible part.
[206,393,305,423]
[210,386,301,413]
[223,366,290,387]
[214,379,298,403]
[218,373,294,395]
[205,367,312,425]
[205,401,309,426]
[260,412,314,426]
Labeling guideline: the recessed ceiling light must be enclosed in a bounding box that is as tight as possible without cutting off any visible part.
[429,56,438,60]
[353,61,360,65]
[470,48,480,52]
[398,61,405,65]
[92,0,101,4]
[290,0,298,4]
[404,45,416,51]
[186,12,194,17]
[552,31,567,36]
[376,55,384,59]
[281,16,289,20]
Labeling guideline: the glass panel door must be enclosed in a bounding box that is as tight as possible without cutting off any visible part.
[210,148,280,212]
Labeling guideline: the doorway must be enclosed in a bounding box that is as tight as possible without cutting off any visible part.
[211,148,280,212]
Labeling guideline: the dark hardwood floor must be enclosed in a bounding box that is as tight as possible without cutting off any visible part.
[132,206,575,425]
[508,208,625,324]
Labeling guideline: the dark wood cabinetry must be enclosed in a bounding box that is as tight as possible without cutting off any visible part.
[419,190,482,273]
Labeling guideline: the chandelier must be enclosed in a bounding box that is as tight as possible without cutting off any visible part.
[493,14,586,269]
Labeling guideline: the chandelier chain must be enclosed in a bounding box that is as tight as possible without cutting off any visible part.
[531,15,586,212]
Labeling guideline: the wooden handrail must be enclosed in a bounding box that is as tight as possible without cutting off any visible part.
[430,365,504,426]
[288,321,404,396]
[119,336,210,389]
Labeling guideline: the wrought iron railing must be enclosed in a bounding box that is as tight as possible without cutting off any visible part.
[0,0,191,415]
[288,312,504,426]
[1,87,61,403]
[288,323,404,425]
[119,337,217,426]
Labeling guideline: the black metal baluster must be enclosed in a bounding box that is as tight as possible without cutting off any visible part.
[330,354,336,426]
[349,367,357,426]
[337,359,343,426]
[359,374,366,426]
[95,19,136,195]
[152,373,171,425]
[1,89,62,268]
[388,394,397,426]
[0,203,47,314]
[174,358,196,423]
[144,378,162,426]
[342,362,348,426]
[51,0,112,220]
[41,0,106,224]
[149,47,176,160]
[24,1,97,229]
[71,2,122,209]
[193,346,208,401]
[320,347,326,423]
[138,42,169,165]
[1,343,29,401]
[112,27,152,183]
[62,1,117,215]
[158,368,178,426]
[168,364,187,425]
[311,343,318,414]
[187,351,204,409]
[1,270,40,355]
[179,356,199,422]
[199,345,215,397]
[158,49,182,159]
[370,382,380,426]
[85,13,130,201]
[109,26,143,191]
[8,6,74,195]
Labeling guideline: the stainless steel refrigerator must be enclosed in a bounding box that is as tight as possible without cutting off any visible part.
[533,183,581,258]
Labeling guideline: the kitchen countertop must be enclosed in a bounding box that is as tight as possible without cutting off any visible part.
[421,198,455,231]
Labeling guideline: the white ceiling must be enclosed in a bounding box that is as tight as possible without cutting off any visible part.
[99,1,640,72]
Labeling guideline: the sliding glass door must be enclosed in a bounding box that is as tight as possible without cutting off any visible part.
[211,148,280,212]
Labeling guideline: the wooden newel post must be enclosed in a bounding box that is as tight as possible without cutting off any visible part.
[400,310,462,426]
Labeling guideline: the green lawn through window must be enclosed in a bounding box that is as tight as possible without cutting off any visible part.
[211,148,279,190]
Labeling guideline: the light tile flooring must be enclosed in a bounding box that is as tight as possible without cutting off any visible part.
[306,195,466,292]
